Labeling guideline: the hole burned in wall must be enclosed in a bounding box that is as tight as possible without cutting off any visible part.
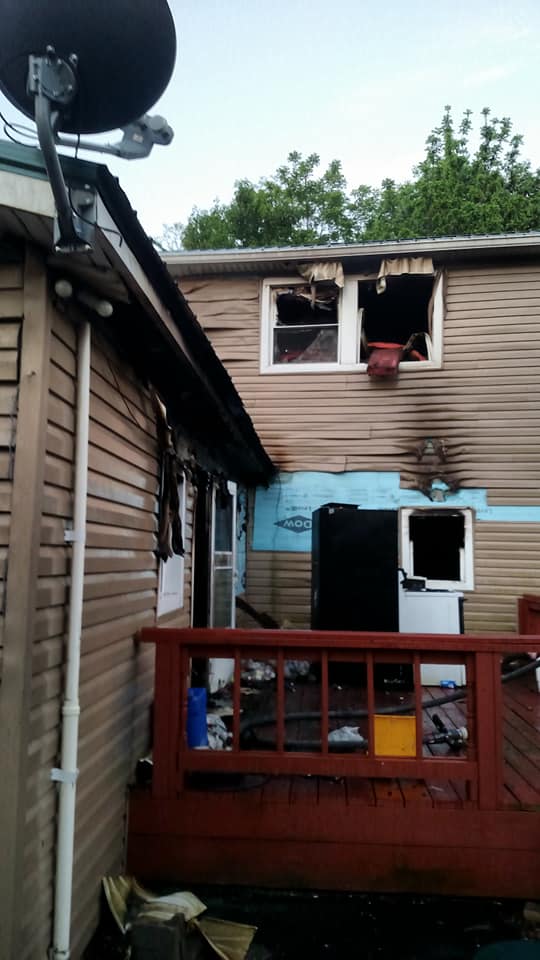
[359,274,434,362]
[409,511,465,583]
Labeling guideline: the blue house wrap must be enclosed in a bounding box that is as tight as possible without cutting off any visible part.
[253,471,540,553]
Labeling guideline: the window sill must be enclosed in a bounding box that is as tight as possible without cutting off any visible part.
[157,599,185,619]
[260,360,442,375]
[422,580,473,592]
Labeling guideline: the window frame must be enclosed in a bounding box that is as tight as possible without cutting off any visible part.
[400,507,474,591]
[260,272,444,374]
[209,480,237,627]
[157,474,187,617]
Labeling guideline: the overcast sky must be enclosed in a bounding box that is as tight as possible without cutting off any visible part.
[1,0,540,240]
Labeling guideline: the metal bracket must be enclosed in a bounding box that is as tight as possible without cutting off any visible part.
[56,113,174,160]
[50,767,79,785]
[64,528,82,543]
[28,48,95,253]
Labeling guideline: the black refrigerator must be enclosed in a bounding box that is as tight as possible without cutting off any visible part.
[311,504,399,632]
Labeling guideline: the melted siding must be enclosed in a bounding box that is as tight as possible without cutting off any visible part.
[182,264,540,633]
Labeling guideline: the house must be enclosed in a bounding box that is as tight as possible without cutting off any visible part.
[165,237,540,634]
[0,140,273,960]
[124,237,540,903]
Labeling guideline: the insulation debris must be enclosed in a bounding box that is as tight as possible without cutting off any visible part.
[102,876,257,960]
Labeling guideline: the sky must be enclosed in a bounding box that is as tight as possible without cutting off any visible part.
[1,0,540,240]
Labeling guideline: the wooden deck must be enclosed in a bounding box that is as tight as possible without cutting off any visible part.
[127,628,540,899]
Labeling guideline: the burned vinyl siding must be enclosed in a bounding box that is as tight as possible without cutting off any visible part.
[182,265,540,503]
[0,262,22,680]
[183,266,540,634]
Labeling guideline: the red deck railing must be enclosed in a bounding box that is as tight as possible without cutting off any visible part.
[140,627,539,813]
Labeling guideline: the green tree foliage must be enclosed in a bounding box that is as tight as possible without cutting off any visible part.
[158,108,540,250]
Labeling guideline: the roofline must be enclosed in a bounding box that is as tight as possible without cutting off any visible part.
[164,232,540,274]
[0,139,274,484]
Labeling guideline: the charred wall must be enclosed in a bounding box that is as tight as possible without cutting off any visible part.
[181,262,540,632]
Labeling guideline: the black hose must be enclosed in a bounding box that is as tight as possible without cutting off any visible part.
[239,656,540,744]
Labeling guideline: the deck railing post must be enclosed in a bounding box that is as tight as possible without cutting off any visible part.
[152,638,175,798]
[276,649,285,753]
[320,650,329,755]
[474,651,503,810]
[233,648,241,752]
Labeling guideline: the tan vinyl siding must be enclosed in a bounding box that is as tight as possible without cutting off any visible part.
[21,305,197,959]
[246,549,311,628]
[71,329,159,958]
[183,264,540,633]
[0,262,22,677]
[467,521,540,631]
[21,305,75,960]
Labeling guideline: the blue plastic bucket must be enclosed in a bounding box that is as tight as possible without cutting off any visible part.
[187,687,208,748]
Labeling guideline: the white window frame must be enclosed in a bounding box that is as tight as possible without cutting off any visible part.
[157,475,187,617]
[400,507,474,591]
[260,272,443,374]
[210,480,237,627]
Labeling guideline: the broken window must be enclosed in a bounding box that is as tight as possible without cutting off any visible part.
[272,281,340,365]
[359,274,434,363]
[400,508,474,590]
[261,259,443,373]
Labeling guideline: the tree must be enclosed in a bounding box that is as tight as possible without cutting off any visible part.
[157,109,540,250]
[361,107,540,240]
[159,152,361,250]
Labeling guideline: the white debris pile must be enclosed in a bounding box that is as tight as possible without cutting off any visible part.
[328,726,367,747]
[241,659,276,684]
[207,713,231,750]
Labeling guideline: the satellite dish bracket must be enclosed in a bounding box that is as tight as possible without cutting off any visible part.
[56,114,175,161]
[28,48,95,253]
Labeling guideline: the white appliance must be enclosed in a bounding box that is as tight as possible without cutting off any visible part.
[399,587,466,686]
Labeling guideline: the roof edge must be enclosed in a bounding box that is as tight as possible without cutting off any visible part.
[164,232,540,272]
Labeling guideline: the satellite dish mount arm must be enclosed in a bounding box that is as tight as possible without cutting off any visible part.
[28,48,95,252]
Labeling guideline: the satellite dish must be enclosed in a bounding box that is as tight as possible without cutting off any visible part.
[0,0,176,134]
[0,0,176,252]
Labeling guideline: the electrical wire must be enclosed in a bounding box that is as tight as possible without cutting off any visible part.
[1,107,125,247]
[0,107,39,147]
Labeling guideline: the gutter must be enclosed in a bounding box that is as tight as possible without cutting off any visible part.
[163,232,540,274]
[51,319,90,960]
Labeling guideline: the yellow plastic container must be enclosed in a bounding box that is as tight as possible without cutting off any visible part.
[374,714,417,757]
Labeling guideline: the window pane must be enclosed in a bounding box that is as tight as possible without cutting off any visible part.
[213,566,234,627]
[214,493,233,551]
[276,288,338,326]
[273,325,338,364]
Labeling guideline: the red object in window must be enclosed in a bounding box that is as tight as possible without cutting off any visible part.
[367,343,404,378]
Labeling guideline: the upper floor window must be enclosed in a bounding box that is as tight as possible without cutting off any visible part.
[261,258,443,374]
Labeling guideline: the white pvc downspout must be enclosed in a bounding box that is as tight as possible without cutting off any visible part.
[51,318,90,960]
